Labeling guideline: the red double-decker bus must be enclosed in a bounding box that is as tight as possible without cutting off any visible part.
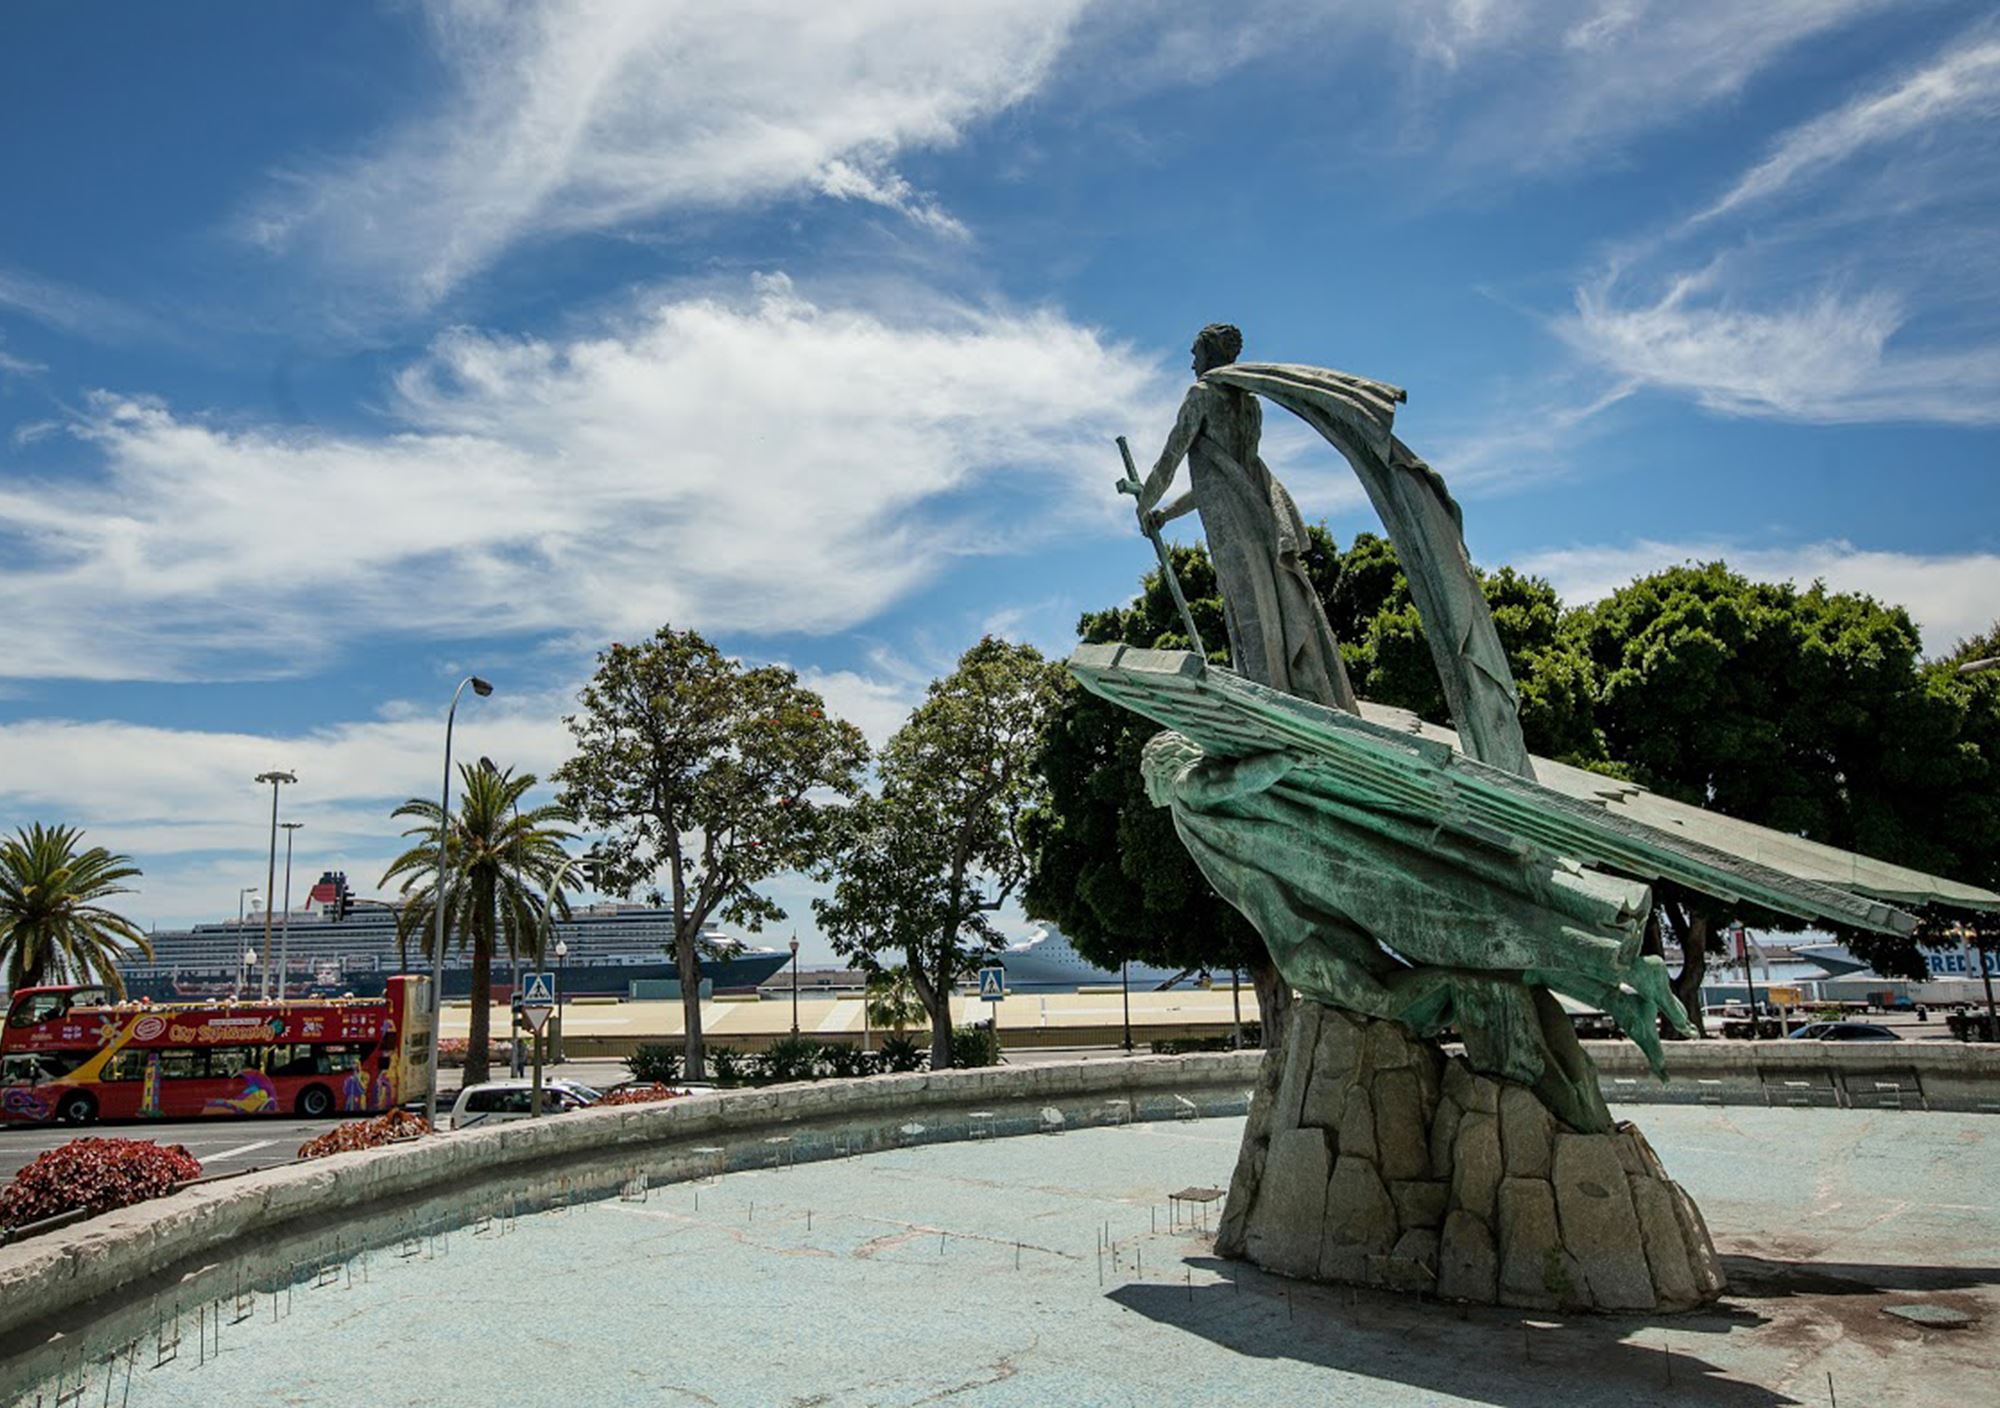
[0,977,432,1125]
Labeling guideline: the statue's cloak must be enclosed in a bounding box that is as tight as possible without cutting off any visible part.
[1205,362,1533,781]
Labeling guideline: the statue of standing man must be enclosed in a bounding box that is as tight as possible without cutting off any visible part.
[1138,323,1359,715]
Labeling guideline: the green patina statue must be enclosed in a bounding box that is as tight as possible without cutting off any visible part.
[1090,325,1926,1136]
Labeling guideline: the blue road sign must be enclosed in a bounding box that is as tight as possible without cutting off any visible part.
[977,965,1007,1002]
[522,972,556,1008]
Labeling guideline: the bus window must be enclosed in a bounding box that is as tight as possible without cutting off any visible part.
[268,1045,317,1077]
[104,1049,151,1082]
[0,1053,76,1085]
[208,1047,256,1079]
[316,1045,365,1074]
[158,1049,202,1080]
[7,993,70,1028]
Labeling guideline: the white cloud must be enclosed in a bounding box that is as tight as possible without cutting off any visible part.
[1519,538,2000,655]
[1553,22,2000,428]
[1379,0,1904,177]
[0,695,572,927]
[249,0,1085,304]
[0,276,1164,681]
[1690,32,2000,229]
[0,266,162,345]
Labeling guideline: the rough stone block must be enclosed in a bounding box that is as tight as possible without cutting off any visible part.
[1451,1112,1501,1222]
[1499,1083,1554,1180]
[1337,1086,1377,1161]
[1552,1133,1655,1310]
[1299,1010,1363,1131]
[1496,1176,1562,1309]
[1372,1068,1430,1180]
[1390,1178,1449,1230]
[1443,1058,1498,1114]
[1365,1017,1414,1069]
[1375,1227,1439,1292]
[1668,1181,1728,1299]
[1629,1174,1699,1308]
[1323,1153,1398,1257]
[1429,1095,1463,1180]
[1272,1003,1323,1132]
[1436,1209,1497,1302]
[1245,1127,1333,1279]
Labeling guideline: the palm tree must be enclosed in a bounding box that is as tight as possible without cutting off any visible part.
[0,824,150,995]
[379,763,576,1086]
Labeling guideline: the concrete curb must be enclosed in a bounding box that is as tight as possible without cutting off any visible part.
[0,1052,1262,1375]
[1583,1038,2000,1111]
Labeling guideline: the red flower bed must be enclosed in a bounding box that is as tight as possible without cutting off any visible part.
[298,1109,433,1160]
[0,1138,201,1230]
[595,1084,686,1107]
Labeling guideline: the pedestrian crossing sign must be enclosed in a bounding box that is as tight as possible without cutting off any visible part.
[522,972,556,1008]
[977,965,1006,1002]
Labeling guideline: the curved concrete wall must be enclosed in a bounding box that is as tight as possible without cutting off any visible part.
[0,1052,1261,1390]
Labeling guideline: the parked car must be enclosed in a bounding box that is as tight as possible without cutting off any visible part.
[1783,1021,1902,1042]
[449,1078,600,1129]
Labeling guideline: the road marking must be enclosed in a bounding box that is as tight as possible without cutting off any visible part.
[206,1139,279,1161]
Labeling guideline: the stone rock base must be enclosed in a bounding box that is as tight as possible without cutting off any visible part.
[1216,1001,1725,1312]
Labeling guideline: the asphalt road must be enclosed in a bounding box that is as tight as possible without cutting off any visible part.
[0,1117,330,1181]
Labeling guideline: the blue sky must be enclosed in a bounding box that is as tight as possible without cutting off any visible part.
[2,2,1997,955]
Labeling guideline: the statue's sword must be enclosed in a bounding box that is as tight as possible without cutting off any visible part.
[1114,435,1207,661]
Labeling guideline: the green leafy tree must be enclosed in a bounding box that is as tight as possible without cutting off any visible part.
[0,824,149,994]
[817,637,1063,1068]
[380,764,576,1086]
[556,627,869,1079]
[1564,566,2000,1020]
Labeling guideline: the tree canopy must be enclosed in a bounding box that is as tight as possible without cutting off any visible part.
[1029,534,2000,1030]
[379,762,575,1087]
[0,824,149,995]
[816,636,1063,1067]
[556,626,869,1078]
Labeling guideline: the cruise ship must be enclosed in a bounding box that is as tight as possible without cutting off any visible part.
[114,872,791,1001]
[997,926,1205,991]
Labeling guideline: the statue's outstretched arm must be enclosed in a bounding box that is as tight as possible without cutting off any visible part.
[1172,749,1294,808]
[1140,387,1204,513]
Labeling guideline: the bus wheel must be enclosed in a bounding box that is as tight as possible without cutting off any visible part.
[57,1090,97,1125]
[298,1085,334,1118]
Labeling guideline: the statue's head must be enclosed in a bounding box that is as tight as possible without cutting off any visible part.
[1140,730,1204,807]
[1191,323,1243,376]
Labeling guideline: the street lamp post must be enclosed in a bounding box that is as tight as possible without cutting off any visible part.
[423,675,493,1131]
[254,770,297,997]
[277,822,303,1000]
[238,887,258,926]
[1957,658,1998,1038]
[240,947,257,1000]
[553,938,569,1068]
[789,934,801,1035]
[530,854,596,1116]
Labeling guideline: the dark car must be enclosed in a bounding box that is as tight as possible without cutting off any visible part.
[1784,1021,1902,1042]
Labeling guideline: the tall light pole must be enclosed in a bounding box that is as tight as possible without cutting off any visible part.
[238,886,258,926]
[789,934,801,1035]
[277,822,303,1000]
[482,756,526,1077]
[254,770,297,997]
[423,675,493,1130]
[1959,657,1999,1038]
[532,853,593,1117]
[240,946,257,1000]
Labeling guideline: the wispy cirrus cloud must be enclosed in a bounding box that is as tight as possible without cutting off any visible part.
[1559,21,2000,427]
[0,275,1165,682]
[246,0,1086,306]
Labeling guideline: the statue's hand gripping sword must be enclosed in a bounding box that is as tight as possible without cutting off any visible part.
[1114,435,1207,663]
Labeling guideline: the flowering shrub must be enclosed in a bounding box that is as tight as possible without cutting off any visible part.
[0,1138,201,1229]
[595,1083,685,1108]
[297,1109,433,1159]
[436,1039,513,1069]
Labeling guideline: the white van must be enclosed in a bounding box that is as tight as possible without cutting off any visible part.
[449,1079,599,1129]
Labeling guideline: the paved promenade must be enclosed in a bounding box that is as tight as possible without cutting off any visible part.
[23,1104,1991,1407]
